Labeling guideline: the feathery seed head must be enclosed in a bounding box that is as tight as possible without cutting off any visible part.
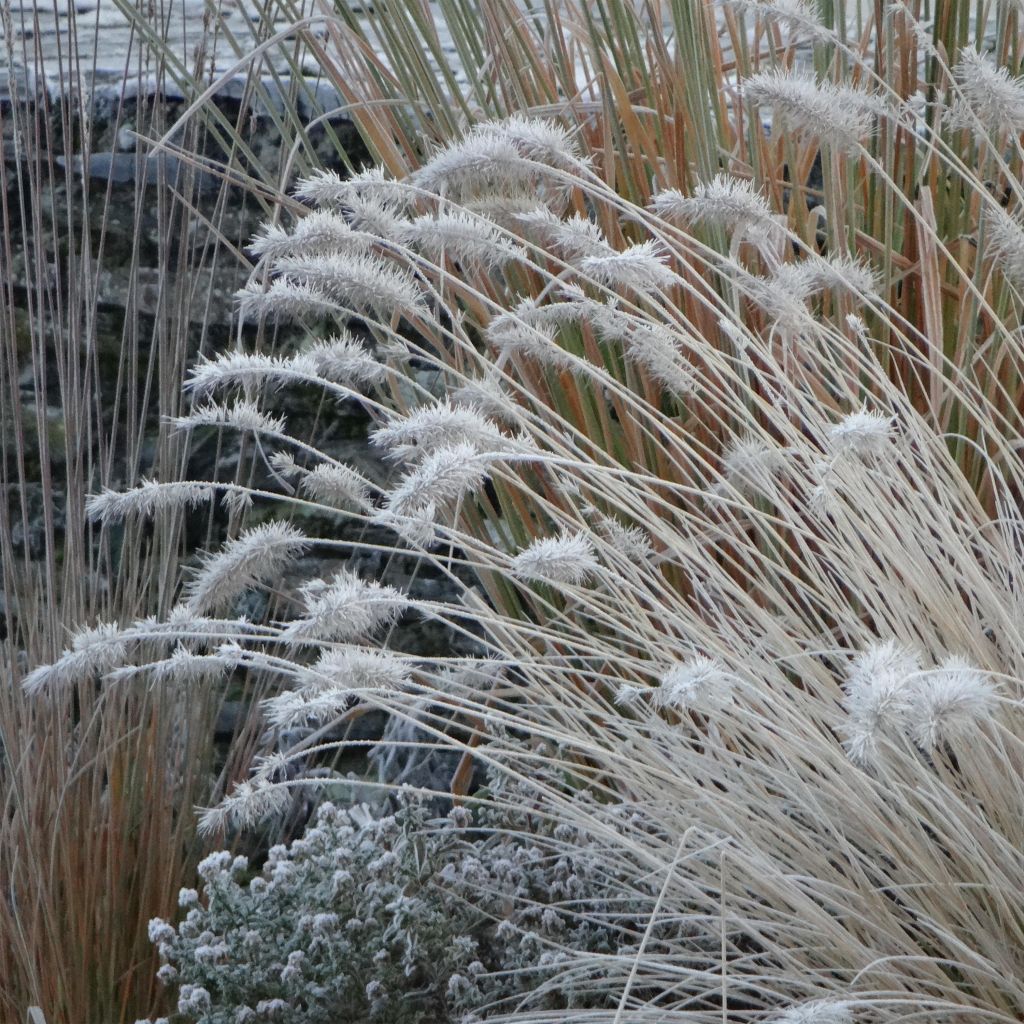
[478,114,585,166]
[402,211,525,270]
[414,135,534,201]
[451,373,518,423]
[842,639,920,765]
[486,312,572,368]
[382,442,496,517]
[948,47,1024,136]
[305,335,386,388]
[984,205,1024,288]
[614,683,649,707]
[910,656,997,749]
[248,210,376,261]
[281,570,408,643]
[626,324,698,396]
[300,462,374,510]
[722,436,787,497]
[272,253,424,318]
[827,408,893,459]
[773,1000,855,1024]
[651,175,776,235]
[185,351,318,396]
[86,480,218,523]
[656,655,735,713]
[511,531,599,586]
[294,166,414,210]
[579,240,676,291]
[744,68,882,152]
[172,400,285,435]
[723,0,827,34]
[802,254,880,297]
[296,647,412,694]
[184,523,309,614]
[198,778,291,836]
[23,622,127,695]
[263,689,352,727]
[235,279,338,323]
[371,401,511,461]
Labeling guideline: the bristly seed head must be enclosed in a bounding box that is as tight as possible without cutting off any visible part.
[511,531,600,586]
[744,68,882,153]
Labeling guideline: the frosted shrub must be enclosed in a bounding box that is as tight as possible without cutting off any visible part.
[148,786,693,1023]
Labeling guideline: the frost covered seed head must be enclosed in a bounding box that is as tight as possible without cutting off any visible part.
[272,253,424,318]
[511,532,599,585]
[773,1000,855,1024]
[827,408,893,459]
[383,443,496,517]
[579,241,676,291]
[86,480,218,524]
[23,622,127,695]
[651,174,775,234]
[172,400,285,435]
[843,640,920,765]
[235,279,338,323]
[295,647,412,693]
[300,462,374,510]
[184,523,309,614]
[948,47,1024,136]
[910,656,997,749]
[744,68,881,152]
[402,211,525,270]
[984,206,1024,289]
[656,656,735,713]
[306,335,386,388]
[281,570,408,643]
[371,401,510,462]
[722,436,786,497]
[626,324,697,396]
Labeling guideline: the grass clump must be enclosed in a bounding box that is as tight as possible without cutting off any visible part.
[9,0,1024,1020]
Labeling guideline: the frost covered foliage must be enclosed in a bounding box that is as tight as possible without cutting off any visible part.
[148,786,691,1024]
[57,106,1024,1024]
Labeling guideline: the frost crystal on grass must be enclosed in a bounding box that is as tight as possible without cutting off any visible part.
[248,210,376,261]
[511,532,599,585]
[579,241,676,291]
[984,206,1024,289]
[235,279,338,323]
[185,351,318,396]
[172,400,285,435]
[626,324,697,396]
[274,253,425,318]
[198,778,291,835]
[382,443,496,517]
[402,211,525,269]
[295,647,412,693]
[772,1000,855,1024]
[722,436,787,497]
[299,463,374,510]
